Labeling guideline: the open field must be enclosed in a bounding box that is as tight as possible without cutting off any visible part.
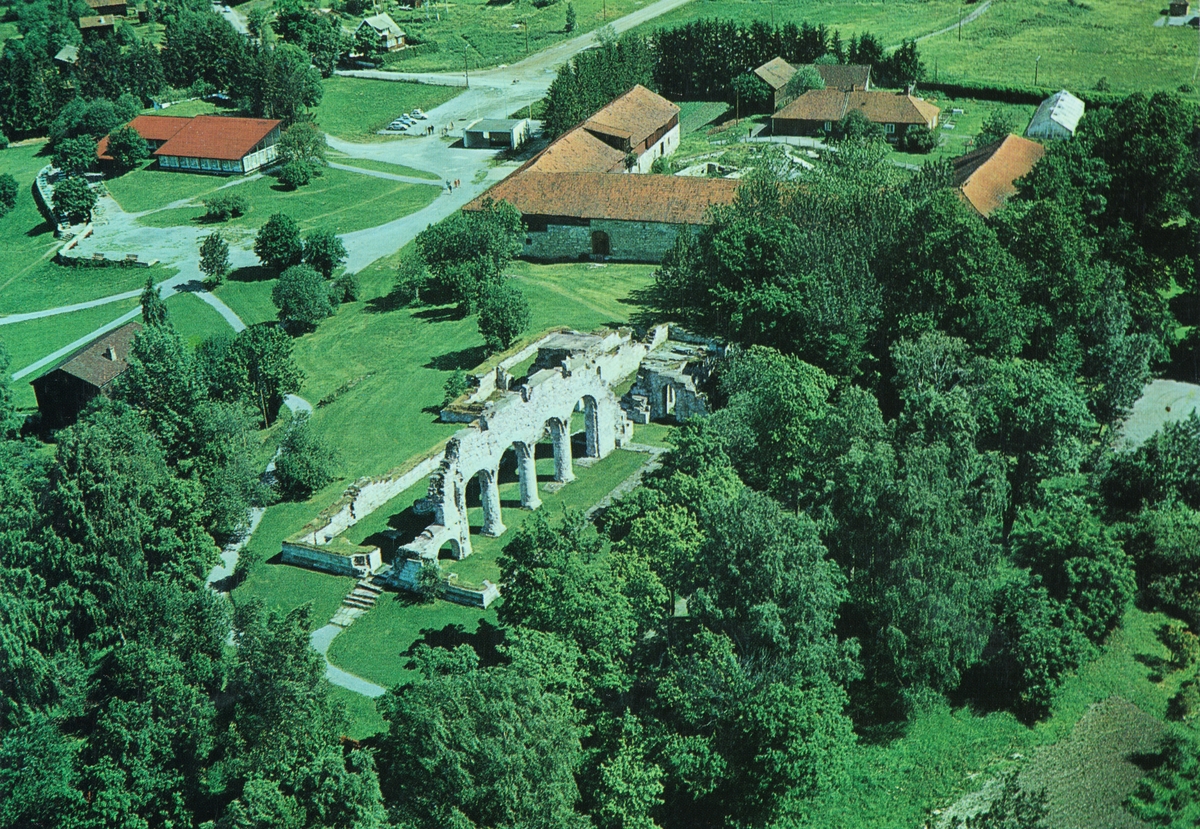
[0,142,69,311]
[107,165,441,235]
[314,77,461,141]
[328,683,388,740]
[920,0,1200,97]
[0,260,173,317]
[213,276,280,327]
[799,608,1198,828]
[0,297,141,409]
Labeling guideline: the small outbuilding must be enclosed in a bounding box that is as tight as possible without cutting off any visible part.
[753,57,873,111]
[1169,0,1190,16]
[31,321,142,430]
[1025,89,1085,139]
[356,13,405,52]
[53,44,80,66]
[952,134,1046,216]
[463,118,529,150]
[78,15,117,35]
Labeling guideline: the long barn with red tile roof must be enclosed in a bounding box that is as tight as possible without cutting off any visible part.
[952,134,1045,216]
[465,85,737,263]
[96,114,282,175]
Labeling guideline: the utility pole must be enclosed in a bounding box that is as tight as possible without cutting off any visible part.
[1034,54,1041,86]
[958,4,963,41]
[463,45,469,87]
[523,20,529,54]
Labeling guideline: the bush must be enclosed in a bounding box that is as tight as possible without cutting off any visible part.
[1169,676,1200,721]
[203,191,248,222]
[0,173,17,218]
[1162,622,1200,671]
[105,125,149,170]
[416,560,446,602]
[442,368,469,406]
[302,229,347,278]
[273,412,337,500]
[278,159,313,189]
[272,264,335,328]
[331,272,359,303]
[899,124,938,154]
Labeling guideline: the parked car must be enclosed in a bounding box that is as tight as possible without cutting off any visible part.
[412,108,427,119]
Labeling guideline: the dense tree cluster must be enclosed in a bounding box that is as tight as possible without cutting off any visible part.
[542,34,655,136]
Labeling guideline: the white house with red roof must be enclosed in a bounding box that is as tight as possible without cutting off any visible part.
[98,114,283,175]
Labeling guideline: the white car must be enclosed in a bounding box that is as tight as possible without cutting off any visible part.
[412,108,427,119]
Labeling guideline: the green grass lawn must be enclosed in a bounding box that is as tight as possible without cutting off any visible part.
[0,259,174,317]
[212,277,279,327]
[678,101,731,135]
[327,155,442,181]
[121,167,440,235]
[0,142,71,311]
[887,96,1039,165]
[165,291,234,348]
[920,0,1200,97]
[314,77,461,141]
[1,297,141,410]
[799,607,1197,828]
[328,683,388,740]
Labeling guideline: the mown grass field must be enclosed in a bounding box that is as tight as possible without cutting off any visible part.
[920,0,1200,97]
[165,291,234,349]
[314,77,461,141]
[887,95,1039,164]
[108,165,441,235]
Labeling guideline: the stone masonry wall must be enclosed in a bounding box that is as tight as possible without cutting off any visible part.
[523,218,697,263]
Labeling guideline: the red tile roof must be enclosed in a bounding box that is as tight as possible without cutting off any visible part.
[96,115,190,160]
[42,321,142,388]
[774,89,939,127]
[952,134,1046,216]
[153,115,282,161]
[465,172,738,225]
[524,127,627,174]
[583,84,680,150]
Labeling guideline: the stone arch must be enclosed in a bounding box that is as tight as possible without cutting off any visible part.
[437,538,461,560]
[591,230,610,257]
[468,466,506,537]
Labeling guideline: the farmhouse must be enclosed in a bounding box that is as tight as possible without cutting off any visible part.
[155,116,282,174]
[95,114,189,163]
[467,172,738,261]
[463,119,529,150]
[1026,89,1085,139]
[356,13,405,52]
[31,322,142,430]
[753,57,872,110]
[952,134,1046,216]
[78,15,116,35]
[772,89,939,139]
[83,0,127,16]
[573,84,681,173]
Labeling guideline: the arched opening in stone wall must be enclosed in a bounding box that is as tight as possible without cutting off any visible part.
[437,538,461,560]
[465,467,506,538]
[591,230,610,257]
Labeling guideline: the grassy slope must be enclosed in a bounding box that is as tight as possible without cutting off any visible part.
[314,77,460,141]
[165,291,233,348]
[328,683,388,740]
[800,608,1198,828]
[327,155,442,181]
[213,277,280,327]
[0,142,59,309]
[108,166,440,235]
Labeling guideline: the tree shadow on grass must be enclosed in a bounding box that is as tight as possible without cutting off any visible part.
[229,264,275,282]
[411,305,461,323]
[364,288,411,314]
[403,618,506,667]
[425,345,487,372]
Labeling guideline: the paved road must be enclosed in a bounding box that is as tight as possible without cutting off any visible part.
[311,624,388,698]
[909,0,993,44]
[0,288,144,326]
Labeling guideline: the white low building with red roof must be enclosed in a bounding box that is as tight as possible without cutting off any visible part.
[97,114,283,175]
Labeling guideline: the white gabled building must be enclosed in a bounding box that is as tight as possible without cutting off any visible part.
[1026,89,1085,140]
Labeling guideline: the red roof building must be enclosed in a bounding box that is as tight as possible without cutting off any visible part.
[96,114,189,162]
[154,115,283,174]
[952,134,1046,216]
[772,89,940,139]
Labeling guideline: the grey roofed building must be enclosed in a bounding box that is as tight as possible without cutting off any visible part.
[1026,89,1085,140]
[54,44,80,65]
[463,118,529,150]
[356,12,405,50]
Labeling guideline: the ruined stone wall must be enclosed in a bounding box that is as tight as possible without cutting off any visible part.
[523,219,697,263]
[281,542,381,577]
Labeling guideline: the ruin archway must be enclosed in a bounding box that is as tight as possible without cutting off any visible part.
[469,467,506,537]
[512,440,541,510]
[438,538,461,560]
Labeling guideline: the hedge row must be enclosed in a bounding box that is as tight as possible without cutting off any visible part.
[382,41,441,65]
[919,80,1125,108]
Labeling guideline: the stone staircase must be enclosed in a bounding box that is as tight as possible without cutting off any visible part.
[329,571,389,628]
